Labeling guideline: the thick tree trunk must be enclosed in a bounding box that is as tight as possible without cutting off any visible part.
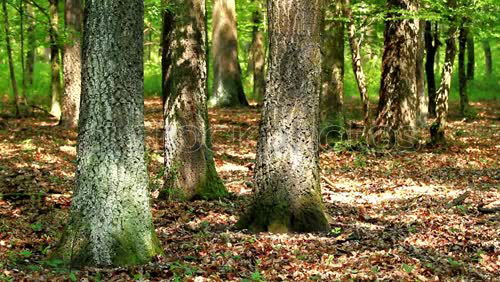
[430,0,458,145]
[2,0,20,116]
[49,0,63,119]
[345,0,369,136]
[249,0,265,104]
[425,21,439,118]
[466,32,474,80]
[161,0,226,200]
[372,0,418,147]
[60,0,83,128]
[209,0,248,107]
[321,0,345,134]
[483,40,492,76]
[238,0,329,233]
[56,0,161,267]
[416,20,428,127]
[25,4,35,89]
[458,26,469,116]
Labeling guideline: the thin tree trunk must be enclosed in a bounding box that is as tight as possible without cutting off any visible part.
[321,0,345,134]
[373,0,419,147]
[430,0,458,145]
[249,0,265,104]
[425,21,439,118]
[60,0,83,128]
[209,0,248,107]
[345,0,369,136]
[49,0,63,119]
[466,32,474,80]
[25,4,35,89]
[238,0,329,233]
[483,40,492,76]
[56,0,161,267]
[19,0,28,106]
[458,26,469,116]
[416,20,428,127]
[2,0,20,117]
[162,0,226,200]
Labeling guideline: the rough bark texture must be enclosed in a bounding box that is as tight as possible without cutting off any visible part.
[60,0,83,128]
[209,0,248,107]
[56,0,161,267]
[2,0,20,116]
[238,0,329,233]
[458,26,469,116]
[49,0,63,119]
[466,32,474,80]
[25,4,35,89]
[321,0,345,134]
[373,0,418,146]
[425,22,439,118]
[249,0,265,104]
[482,40,492,76]
[430,0,457,145]
[416,20,428,127]
[345,0,370,136]
[162,0,226,200]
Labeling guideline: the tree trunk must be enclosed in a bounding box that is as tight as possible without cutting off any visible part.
[161,0,226,200]
[458,26,469,116]
[372,0,418,147]
[466,32,474,80]
[2,0,20,117]
[49,0,63,119]
[249,0,265,104]
[321,0,345,134]
[25,4,35,89]
[60,0,83,128]
[345,0,370,136]
[19,0,28,106]
[430,0,458,145]
[209,0,248,107]
[238,0,329,233]
[483,40,492,76]
[425,21,439,118]
[56,0,161,267]
[416,20,428,127]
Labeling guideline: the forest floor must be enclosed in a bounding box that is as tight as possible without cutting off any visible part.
[0,98,499,281]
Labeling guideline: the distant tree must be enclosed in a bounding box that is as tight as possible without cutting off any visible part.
[425,22,440,118]
[321,0,345,132]
[238,0,329,233]
[209,0,248,107]
[60,0,83,128]
[25,3,35,89]
[56,0,161,266]
[372,0,418,146]
[48,0,63,119]
[430,0,458,145]
[19,0,28,105]
[161,0,227,200]
[466,32,475,80]
[249,0,265,104]
[416,20,428,127]
[2,0,20,116]
[458,25,469,116]
[482,40,492,76]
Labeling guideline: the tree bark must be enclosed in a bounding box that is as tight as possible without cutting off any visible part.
[466,32,474,80]
[25,3,35,89]
[60,0,83,128]
[321,0,345,134]
[483,40,492,76]
[372,0,419,147]
[161,0,226,200]
[458,26,469,116]
[209,0,248,107]
[238,0,329,233]
[56,0,161,267]
[49,0,63,119]
[19,0,28,106]
[430,0,458,145]
[416,20,428,127]
[425,21,439,118]
[249,0,265,104]
[2,0,20,117]
[345,0,370,136]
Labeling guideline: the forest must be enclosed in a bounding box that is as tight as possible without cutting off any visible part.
[0,0,499,280]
